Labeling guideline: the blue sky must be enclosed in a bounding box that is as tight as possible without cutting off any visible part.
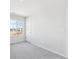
[10,19,24,28]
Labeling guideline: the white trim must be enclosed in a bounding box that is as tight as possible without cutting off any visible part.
[29,42,68,58]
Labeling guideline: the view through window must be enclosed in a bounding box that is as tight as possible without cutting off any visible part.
[10,14,26,43]
[10,19,23,36]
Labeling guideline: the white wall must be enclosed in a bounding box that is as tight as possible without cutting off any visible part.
[26,14,68,57]
[11,0,67,57]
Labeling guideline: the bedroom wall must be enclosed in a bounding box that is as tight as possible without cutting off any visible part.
[26,13,67,57]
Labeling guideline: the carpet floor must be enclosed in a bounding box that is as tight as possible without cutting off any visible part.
[11,42,66,59]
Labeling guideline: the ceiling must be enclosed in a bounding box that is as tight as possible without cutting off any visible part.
[10,0,67,16]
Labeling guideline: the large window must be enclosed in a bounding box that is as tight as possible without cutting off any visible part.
[10,19,23,36]
[10,13,26,43]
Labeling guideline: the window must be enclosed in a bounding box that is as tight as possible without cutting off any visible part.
[10,13,26,43]
[10,19,23,36]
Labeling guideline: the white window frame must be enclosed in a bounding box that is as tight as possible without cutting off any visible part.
[10,13,26,44]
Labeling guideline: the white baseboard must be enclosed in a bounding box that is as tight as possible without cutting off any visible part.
[29,42,68,59]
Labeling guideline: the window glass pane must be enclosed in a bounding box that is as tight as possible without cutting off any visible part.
[10,13,26,43]
[10,19,23,36]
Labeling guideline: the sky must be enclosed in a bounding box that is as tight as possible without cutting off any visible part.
[10,19,24,28]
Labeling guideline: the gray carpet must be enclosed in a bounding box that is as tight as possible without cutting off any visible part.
[10,42,66,59]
